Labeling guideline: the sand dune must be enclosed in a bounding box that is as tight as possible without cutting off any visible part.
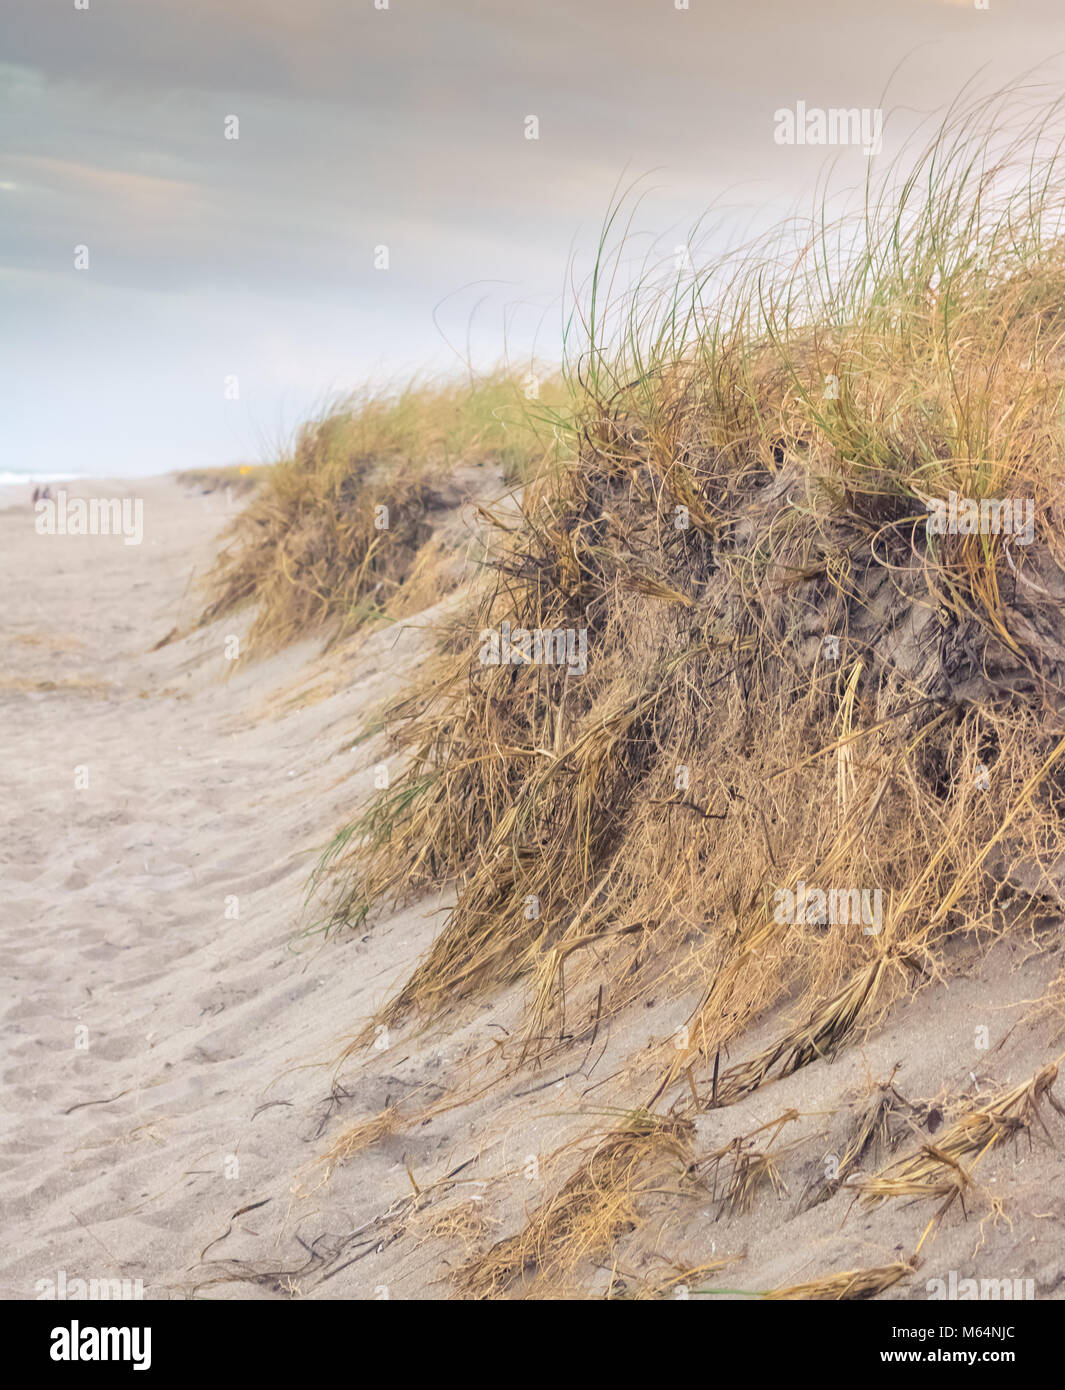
[3,476,1065,1301]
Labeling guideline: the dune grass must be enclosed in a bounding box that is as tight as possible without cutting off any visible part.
[197,370,571,654]
[319,92,1065,1067]
[281,88,1065,1296]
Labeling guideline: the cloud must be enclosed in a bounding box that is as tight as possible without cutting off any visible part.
[4,0,1065,474]
[7,154,197,205]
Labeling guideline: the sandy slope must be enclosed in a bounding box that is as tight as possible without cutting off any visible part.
[3,476,1065,1301]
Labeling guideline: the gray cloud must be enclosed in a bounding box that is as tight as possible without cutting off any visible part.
[3,0,1065,474]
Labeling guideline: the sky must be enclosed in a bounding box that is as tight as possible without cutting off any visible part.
[3,0,1065,476]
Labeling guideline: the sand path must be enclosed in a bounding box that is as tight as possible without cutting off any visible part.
[0,477,448,1298]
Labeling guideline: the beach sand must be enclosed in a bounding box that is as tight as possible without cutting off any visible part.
[3,476,1065,1300]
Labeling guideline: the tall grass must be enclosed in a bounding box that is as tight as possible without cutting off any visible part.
[198,370,572,653]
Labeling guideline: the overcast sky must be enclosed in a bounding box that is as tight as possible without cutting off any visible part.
[4,0,1065,476]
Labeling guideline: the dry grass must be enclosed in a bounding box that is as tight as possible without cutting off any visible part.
[696,1109,802,1217]
[690,1259,915,1299]
[422,1200,487,1256]
[322,97,1065,1076]
[760,1261,914,1301]
[287,91,1065,1296]
[316,1105,404,1172]
[858,1061,1064,1234]
[315,1066,506,1177]
[691,959,892,1110]
[457,1112,696,1299]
